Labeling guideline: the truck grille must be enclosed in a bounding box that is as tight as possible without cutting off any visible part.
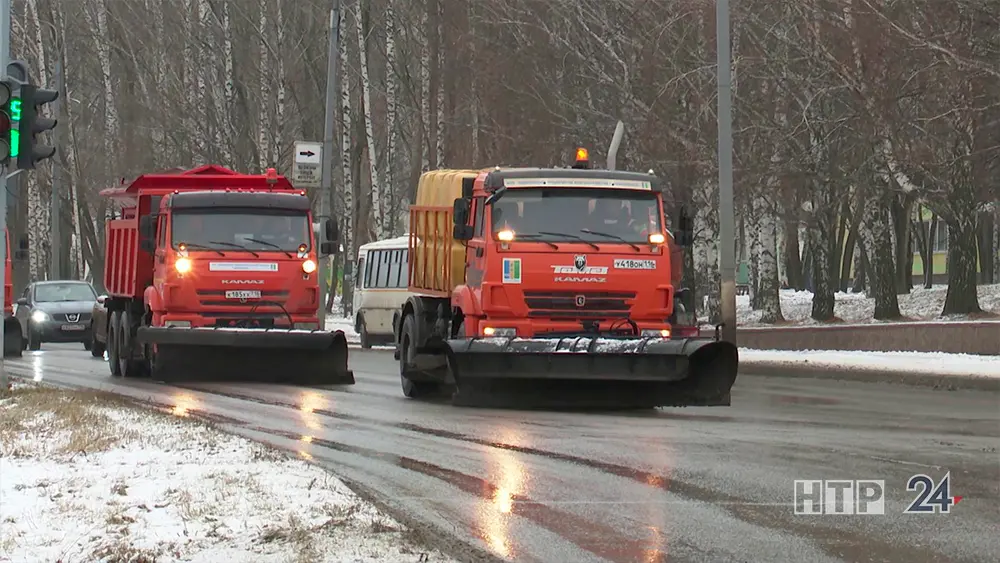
[196,289,290,308]
[523,290,636,319]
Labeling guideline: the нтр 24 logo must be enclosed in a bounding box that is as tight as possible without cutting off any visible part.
[904,472,963,514]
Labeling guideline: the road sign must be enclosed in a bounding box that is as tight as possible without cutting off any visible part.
[292,140,322,188]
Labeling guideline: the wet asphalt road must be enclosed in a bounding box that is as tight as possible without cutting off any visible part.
[5,344,999,563]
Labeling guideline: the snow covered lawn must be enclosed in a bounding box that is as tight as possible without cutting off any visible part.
[0,384,454,563]
[738,283,1000,326]
[740,349,1000,379]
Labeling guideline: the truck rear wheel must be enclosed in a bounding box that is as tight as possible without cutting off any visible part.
[108,312,122,377]
[398,314,440,398]
[118,310,146,378]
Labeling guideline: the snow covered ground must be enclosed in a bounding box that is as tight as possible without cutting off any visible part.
[0,384,455,563]
[738,283,1000,326]
[740,349,1000,379]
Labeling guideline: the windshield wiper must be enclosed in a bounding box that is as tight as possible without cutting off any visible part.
[511,233,559,250]
[579,229,641,251]
[208,240,260,257]
[177,242,225,256]
[242,237,293,258]
[536,231,599,250]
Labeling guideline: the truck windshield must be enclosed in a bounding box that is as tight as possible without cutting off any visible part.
[171,209,311,252]
[490,188,662,243]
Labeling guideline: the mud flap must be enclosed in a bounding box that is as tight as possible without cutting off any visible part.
[136,327,354,385]
[3,317,21,358]
[445,336,739,408]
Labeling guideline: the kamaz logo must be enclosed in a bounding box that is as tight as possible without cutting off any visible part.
[552,254,608,275]
[221,279,265,284]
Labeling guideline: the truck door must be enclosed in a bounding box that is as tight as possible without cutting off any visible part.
[465,196,486,290]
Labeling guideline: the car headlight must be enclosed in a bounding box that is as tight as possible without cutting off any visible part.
[641,328,671,338]
[175,257,192,274]
[31,311,49,323]
[302,259,317,274]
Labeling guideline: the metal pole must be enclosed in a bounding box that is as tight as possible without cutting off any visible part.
[606,120,624,171]
[318,1,340,329]
[0,0,10,389]
[50,59,62,280]
[716,0,737,345]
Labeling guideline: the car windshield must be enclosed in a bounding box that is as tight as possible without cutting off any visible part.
[34,283,96,302]
[489,188,662,243]
[171,209,311,252]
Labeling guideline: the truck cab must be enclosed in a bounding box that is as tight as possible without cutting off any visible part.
[140,189,336,330]
[447,164,682,339]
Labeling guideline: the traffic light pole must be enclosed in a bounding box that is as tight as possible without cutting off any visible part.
[318,0,341,329]
[50,58,62,280]
[0,0,10,390]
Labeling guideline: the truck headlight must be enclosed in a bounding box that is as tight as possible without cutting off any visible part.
[641,329,670,338]
[31,311,49,323]
[302,259,317,274]
[482,326,515,337]
[175,257,192,273]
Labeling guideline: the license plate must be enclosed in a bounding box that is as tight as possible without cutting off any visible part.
[61,324,85,331]
[225,290,261,300]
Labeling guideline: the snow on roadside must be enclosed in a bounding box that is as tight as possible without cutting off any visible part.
[738,284,1000,326]
[740,349,1000,378]
[0,386,455,563]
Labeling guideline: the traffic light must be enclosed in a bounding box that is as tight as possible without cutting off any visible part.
[16,83,58,169]
[0,78,15,165]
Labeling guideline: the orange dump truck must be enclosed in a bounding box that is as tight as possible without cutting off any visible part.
[394,149,738,408]
[99,164,353,384]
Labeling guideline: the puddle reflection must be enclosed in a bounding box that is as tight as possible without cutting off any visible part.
[298,434,315,460]
[298,391,326,431]
[170,392,200,417]
[31,355,43,382]
[479,428,527,559]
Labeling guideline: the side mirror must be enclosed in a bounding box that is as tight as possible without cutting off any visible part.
[320,241,337,256]
[139,215,155,240]
[16,297,27,306]
[97,295,107,305]
[452,198,473,241]
[324,218,339,242]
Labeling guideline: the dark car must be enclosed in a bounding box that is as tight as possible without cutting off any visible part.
[90,292,108,358]
[15,280,98,351]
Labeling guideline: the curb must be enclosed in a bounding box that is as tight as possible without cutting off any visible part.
[738,360,1000,392]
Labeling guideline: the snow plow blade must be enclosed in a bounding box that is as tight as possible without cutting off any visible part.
[445,336,738,408]
[136,327,354,385]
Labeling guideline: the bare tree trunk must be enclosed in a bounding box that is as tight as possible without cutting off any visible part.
[338,7,356,316]
[942,212,982,315]
[257,0,271,170]
[923,209,938,289]
[355,3,386,238]
[861,194,902,320]
[758,202,784,323]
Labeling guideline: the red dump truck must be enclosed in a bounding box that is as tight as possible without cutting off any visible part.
[3,229,22,357]
[395,149,738,408]
[97,164,353,384]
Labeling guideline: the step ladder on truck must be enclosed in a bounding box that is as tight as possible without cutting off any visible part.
[394,149,739,408]
[99,164,354,385]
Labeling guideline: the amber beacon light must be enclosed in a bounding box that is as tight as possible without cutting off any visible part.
[573,147,590,169]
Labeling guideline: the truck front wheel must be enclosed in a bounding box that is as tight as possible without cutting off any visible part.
[398,314,440,398]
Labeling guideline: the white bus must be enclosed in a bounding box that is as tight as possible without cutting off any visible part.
[353,236,412,348]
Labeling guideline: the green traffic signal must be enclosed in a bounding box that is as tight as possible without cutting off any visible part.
[8,97,19,159]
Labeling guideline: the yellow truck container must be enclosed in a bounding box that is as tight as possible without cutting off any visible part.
[409,169,481,296]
